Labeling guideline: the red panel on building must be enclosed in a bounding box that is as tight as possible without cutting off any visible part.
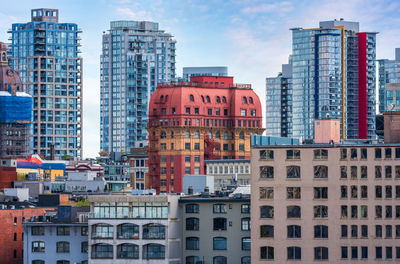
[358,33,368,139]
[0,166,17,189]
[0,207,51,264]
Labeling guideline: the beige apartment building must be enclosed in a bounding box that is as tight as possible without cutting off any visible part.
[251,144,400,263]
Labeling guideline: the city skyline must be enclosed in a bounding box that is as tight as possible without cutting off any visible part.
[1,0,400,158]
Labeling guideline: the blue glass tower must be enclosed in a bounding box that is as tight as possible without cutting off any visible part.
[9,8,82,158]
[100,21,176,153]
[378,48,400,113]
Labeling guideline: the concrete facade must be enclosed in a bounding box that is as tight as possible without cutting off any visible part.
[251,144,400,263]
[314,119,341,143]
[87,194,181,264]
[180,195,251,264]
[205,159,251,190]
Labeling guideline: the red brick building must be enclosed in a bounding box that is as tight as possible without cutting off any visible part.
[0,205,51,264]
[148,76,264,193]
[0,159,18,189]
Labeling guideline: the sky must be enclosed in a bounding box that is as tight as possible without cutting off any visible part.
[1,0,400,158]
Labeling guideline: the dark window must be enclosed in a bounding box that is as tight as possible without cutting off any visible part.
[386,225,392,238]
[386,247,393,259]
[361,225,368,238]
[386,186,392,198]
[376,186,382,198]
[351,205,358,218]
[186,218,199,231]
[287,187,301,199]
[341,205,348,218]
[117,224,139,239]
[376,225,382,238]
[314,247,328,260]
[260,206,274,218]
[361,166,368,178]
[208,109,212,115]
[314,225,328,238]
[361,247,368,259]
[117,243,139,259]
[314,187,328,199]
[341,186,347,198]
[314,149,328,160]
[287,166,300,178]
[143,224,166,239]
[241,256,250,264]
[287,247,301,260]
[386,166,392,178]
[340,149,347,160]
[81,227,88,236]
[340,166,347,178]
[213,237,227,250]
[81,242,88,253]
[351,246,358,259]
[341,225,348,237]
[350,149,357,160]
[31,226,45,236]
[341,246,348,259]
[186,107,190,114]
[91,244,113,259]
[57,226,70,236]
[287,225,301,238]
[314,205,328,218]
[186,256,200,264]
[375,148,382,159]
[260,225,274,237]
[190,94,194,101]
[213,218,227,231]
[242,237,250,251]
[361,185,368,198]
[186,237,199,250]
[185,204,199,214]
[351,225,358,238]
[287,206,301,218]
[259,150,274,160]
[286,150,300,160]
[361,148,367,160]
[260,166,274,179]
[314,165,328,178]
[376,205,382,218]
[351,166,357,179]
[376,247,382,259]
[386,148,392,159]
[375,166,382,178]
[143,243,165,259]
[260,246,274,260]
[213,256,227,264]
[241,204,250,214]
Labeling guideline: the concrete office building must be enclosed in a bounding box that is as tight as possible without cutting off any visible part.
[378,48,400,113]
[265,62,292,137]
[205,159,251,190]
[180,190,251,264]
[182,66,228,81]
[9,8,83,158]
[102,163,130,191]
[87,194,181,263]
[251,143,400,263]
[23,205,89,264]
[100,21,176,153]
[290,19,377,140]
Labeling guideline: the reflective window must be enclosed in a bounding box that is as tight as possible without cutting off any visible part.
[143,224,165,239]
[91,243,113,259]
[117,243,139,259]
[143,243,165,259]
[213,237,227,250]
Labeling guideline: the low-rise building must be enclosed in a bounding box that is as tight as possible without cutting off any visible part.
[128,147,148,190]
[205,159,250,190]
[87,194,181,263]
[251,143,400,263]
[103,164,130,191]
[179,190,251,264]
[23,206,89,264]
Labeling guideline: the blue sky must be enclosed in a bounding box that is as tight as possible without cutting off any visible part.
[1,0,400,158]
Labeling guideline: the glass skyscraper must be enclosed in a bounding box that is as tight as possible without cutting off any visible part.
[100,21,176,153]
[378,48,400,113]
[9,8,82,158]
[289,20,376,140]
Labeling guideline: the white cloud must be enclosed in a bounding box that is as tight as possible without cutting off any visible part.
[241,1,293,14]
[115,7,153,21]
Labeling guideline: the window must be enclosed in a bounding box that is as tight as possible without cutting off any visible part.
[186,218,199,231]
[213,204,227,213]
[361,225,368,238]
[239,144,244,151]
[350,148,357,160]
[340,149,347,160]
[341,205,348,218]
[361,166,367,178]
[260,225,274,238]
[260,206,274,218]
[56,242,69,253]
[351,205,358,218]
[351,186,358,198]
[341,186,347,198]
[241,256,250,264]
[361,247,368,259]
[351,166,357,179]
[92,224,113,239]
[56,261,69,264]
[376,186,382,198]
[143,243,165,259]
[386,148,392,159]
[386,206,393,218]
[361,206,368,218]
[314,247,328,260]
[386,247,393,259]
[117,243,139,259]
[189,94,194,101]
[287,166,300,178]
[259,150,274,160]
[341,246,348,259]
[31,226,45,236]
[286,150,300,160]
[376,205,382,218]
[260,246,274,260]
[314,205,328,218]
[213,237,227,250]
[143,224,166,239]
[186,256,200,264]
[241,204,250,214]
[32,261,45,264]
[386,225,392,238]
[260,166,274,179]
[242,218,250,231]
[314,225,328,238]
[314,149,328,160]
[361,185,368,198]
[361,148,367,159]
[185,204,199,214]
[287,206,301,218]
[341,225,348,237]
[81,242,88,253]
[185,143,191,150]
[259,187,274,199]
[376,247,382,259]
[239,132,244,139]
[396,166,400,178]
[287,225,301,238]
[340,166,347,178]
[213,256,227,264]
[32,241,45,252]
[241,109,246,116]
[242,237,250,251]
[376,225,382,238]
[386,166,392,178]
[375,148,382,159]
[351,246,358,259]
[160,131,166,139]
[186,237,199,250]
[314,187,328,199]
[186,107,190,114]
[117,224,139,239]
[213,218,227,231]
[287,187,301,199]
[386,186,392,198]
[287,247,301,260]
[207,108,212,115]
[375,166,382,178]
[91,243,113,259]
[314,165,328,178]
[56,226,70,236]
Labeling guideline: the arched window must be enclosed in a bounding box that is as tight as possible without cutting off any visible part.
[216,132,221,139]
[56,261,70,264]
[91,223,113,239]
[239,132,244,139]
[314,225,328,238]
[213,256,227,264]
[170,131,174,138]
[117,223,139,239]
[314,247,328,260]
[143,224,165,239]
[260,206,274,218]
[223,132,228,139]
[117,243,139,259]
[91,243,113,259]
[185,131,191,138]
[222,96,227,103]
[186,217,199,231]
[208,132,212,138]
[260,246,274,260]
[201,96,205,102]
[241,256,251,264]
[287,206,301,218]
[242,96,247,104]
[186,237,199,250]
[194,131,200,139]
[189,94,194,102]
[249,97,253,104]
[186,256,201,264]
[206,96,211,102]
[143,243,165,259]
[160,131,166,139]
[32,261,45,264]
[216,96,221,103]
[160,95,164,101]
